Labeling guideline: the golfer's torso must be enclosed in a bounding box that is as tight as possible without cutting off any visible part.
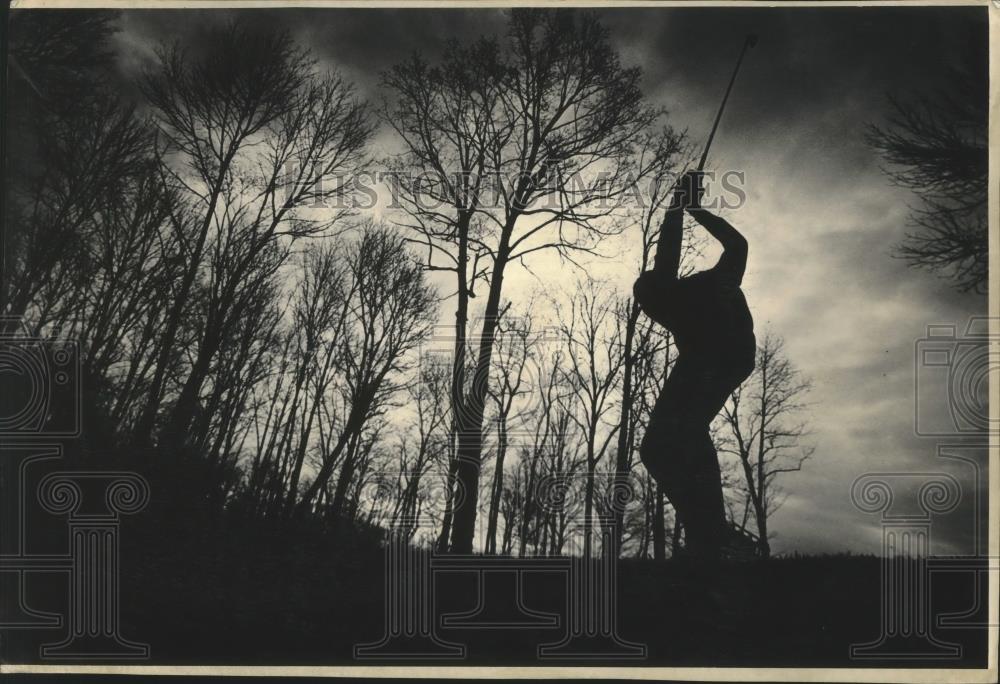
[647,272,754,357]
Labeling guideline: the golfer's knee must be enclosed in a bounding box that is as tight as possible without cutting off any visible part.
[638,433,659,473]
[640,417,682,475]
[642,413,679,449]
[639,442,660,478]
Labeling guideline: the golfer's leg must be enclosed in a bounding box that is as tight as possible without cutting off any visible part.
[640,390,678,493]
[640,365,691,529]
[679,363,737,557]
[683,429,726,556]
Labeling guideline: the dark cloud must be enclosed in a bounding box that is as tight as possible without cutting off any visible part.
[114,9,507,102]
[91,6,989,554]
[604,7,985,135]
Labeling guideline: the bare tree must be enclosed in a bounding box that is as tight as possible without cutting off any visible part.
[556,278,627,558]
[293,225,437,519]
[623,471,679,560]
[4,11,127,323]
[389,361,452,541]
[281,244,353,516]
[4,96,155,329]
[432,10,659,553]
[133,20,372,448]
[499,469,522,555]
[512,345,582,557]
[483,309,535,554]
[234,242,351,519]
[5,10,118,115]
[381,37,507,552]
[717,332,813,557]
[867,38,987,293]
[2,12,205,461]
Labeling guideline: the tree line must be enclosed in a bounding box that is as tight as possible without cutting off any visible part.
[3,9,814,558]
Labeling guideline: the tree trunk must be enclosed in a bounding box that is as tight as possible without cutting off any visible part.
[611,301,641,556]
[485,416,507,554]
[449,249,509,554]
[518,451,540,558]
[583,461,596,559]
[670,514,682,559]
[653,488,667,560]
[329,431,363,523]
[437,211,472,551]
[285,360,332,514]
[501,511,515,555]
[755,363,770,557]
[292,407,360,519]
[436,453,458,553]
[133,157,235,448]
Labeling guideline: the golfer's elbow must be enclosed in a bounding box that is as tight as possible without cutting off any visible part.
[725,229,748,258]
[690,208,747,252]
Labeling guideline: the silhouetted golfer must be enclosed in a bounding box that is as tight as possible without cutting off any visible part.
[634,171,755,561]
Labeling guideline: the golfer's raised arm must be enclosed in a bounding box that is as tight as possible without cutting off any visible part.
[689,208,748,285]
[653,191,684,280]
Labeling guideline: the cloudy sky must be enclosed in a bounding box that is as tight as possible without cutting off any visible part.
[103,4,988,555]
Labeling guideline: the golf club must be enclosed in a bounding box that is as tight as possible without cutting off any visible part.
[697,33,759,172]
